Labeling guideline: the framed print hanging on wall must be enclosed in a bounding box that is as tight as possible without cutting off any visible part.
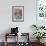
[36,0,46,25]
[37,0,46,19]
[12,6,24,22]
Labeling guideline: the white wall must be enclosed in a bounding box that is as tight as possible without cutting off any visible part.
[0,0,37,42]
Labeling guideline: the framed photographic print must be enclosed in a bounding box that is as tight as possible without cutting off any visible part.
[36,0,46,26]
[37,0,46,17]
[12,6,24,22]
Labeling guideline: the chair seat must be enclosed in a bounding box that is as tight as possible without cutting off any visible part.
[6,33,17,36]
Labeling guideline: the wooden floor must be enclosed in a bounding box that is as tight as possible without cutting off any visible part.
[0,42,46,46]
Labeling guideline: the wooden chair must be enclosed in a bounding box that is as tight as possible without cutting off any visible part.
[4,33,18,46]
[18,33,30,46]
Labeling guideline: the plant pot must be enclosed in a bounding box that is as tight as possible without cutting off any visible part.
[37,39,45,44]
[37,39,40,43]
[40,38,45,43]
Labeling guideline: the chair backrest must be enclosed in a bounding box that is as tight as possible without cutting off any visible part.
[11,27,18,34]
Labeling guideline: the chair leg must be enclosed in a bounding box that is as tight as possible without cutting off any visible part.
[4,41,7,46]
[4,33,7,46]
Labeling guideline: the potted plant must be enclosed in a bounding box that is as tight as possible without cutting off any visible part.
[33,32,46,43]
